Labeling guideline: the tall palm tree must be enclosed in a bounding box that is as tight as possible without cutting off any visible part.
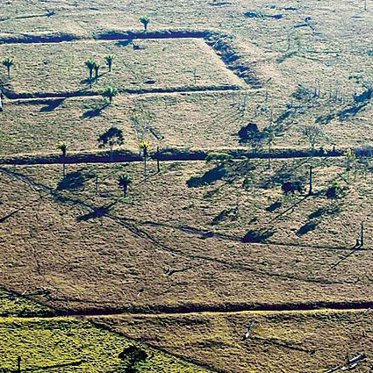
[93,63,100,80]
[139,141,151,178]
[105,55,114,72]
[85,59,96,80]
[139,16,150,31]
[2,57,14,78]
[102,86,118,104]
[57,141,67,176]
[118,175,132,196]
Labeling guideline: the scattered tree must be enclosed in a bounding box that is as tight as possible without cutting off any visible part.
[139,16,150,31]
[85,59,96,80]
[98,127,124,160]
[93,63,100,80]
[139,141,151,177]
[118,175,132,196]
[300,124,324,151]
[105,55,114,72]
[2,57,14,78]
[102,86,118,104]
[57,142,67,176]
[57,141,67,157]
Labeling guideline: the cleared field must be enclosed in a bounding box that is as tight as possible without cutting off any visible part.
[0,159,371,312]
[1,91,371,157]
[97,309,373,373]
[0,38,243,96]
[0,317,208,372]
[0,97,140,156]
[0,0,372,371]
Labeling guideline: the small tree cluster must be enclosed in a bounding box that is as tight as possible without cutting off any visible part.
[85,55,115,84]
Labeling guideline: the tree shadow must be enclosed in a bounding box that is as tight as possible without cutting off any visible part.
[57,172,85,191]
[266,201,282,212]
[39,98,65,112]
[187,165,227,188]
[296,221,318,237]
[82,103,109,119]
[242,229,274,243]
[116,39,133,47]
[77,202,117,222]
[0,210,19,223]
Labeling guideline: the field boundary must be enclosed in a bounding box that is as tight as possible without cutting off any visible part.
[0,148,348,166]
[0,28,261,100]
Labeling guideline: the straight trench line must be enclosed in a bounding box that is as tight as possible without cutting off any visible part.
[0,306,372,322]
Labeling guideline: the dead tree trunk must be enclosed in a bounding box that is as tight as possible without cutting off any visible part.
[309,165,313,195]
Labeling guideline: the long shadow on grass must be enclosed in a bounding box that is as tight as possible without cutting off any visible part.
[187,165,227,187]
[82,103,109,119]
[39,98,65,112]
[0,167,348,286]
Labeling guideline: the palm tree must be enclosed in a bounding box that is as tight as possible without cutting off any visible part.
[105,55,114,72]
[139,16,150,31]
[85,59,96,80]
[139,141,151,178]
[2,57,14,78]
[57,141,67,176]
[102,86,118,104]
[93,63,100,80]
[118,175,132,196]
[57,141,67,157]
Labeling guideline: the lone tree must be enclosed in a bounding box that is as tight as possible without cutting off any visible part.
[102,86,118,104]
[300,124,324,151]
[105,55,114,72]
[98,127,124,160]
[118,175,132,196]
[139,141,151,178]
[139,16,150,31]
[93,63,100,80]
[85,59,96,80]
[2,57,14,78]
[57,142,67,176]
[57,141,67,157]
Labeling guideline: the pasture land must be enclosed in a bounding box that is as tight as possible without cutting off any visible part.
[0,159,371,313]
[1,91,371,158]
[0,317,208,372]
[97,309,373,373]
[0,38,243,96]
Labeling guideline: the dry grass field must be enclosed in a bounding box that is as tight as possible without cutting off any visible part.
[0,90,371,158]
[0,0,372,372]
[0,159,371,313]
[97,309,373,373]
[0,39,243,96]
